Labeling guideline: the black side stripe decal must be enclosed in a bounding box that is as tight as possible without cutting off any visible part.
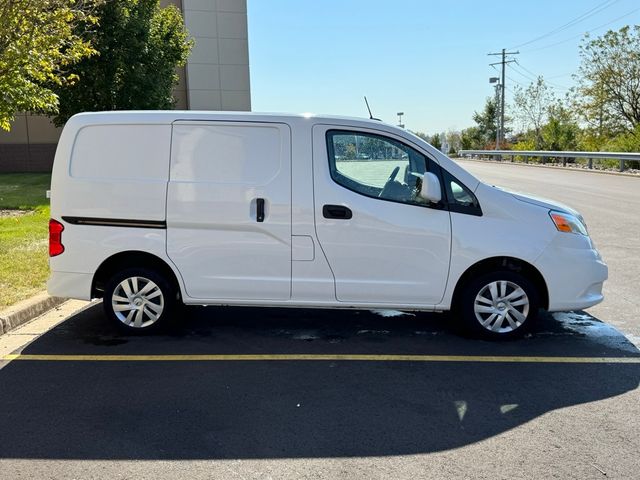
[62,216,166,229]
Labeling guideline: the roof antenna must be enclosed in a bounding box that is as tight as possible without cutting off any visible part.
[364,96,381,121]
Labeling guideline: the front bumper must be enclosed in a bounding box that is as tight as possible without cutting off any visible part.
[535,242,608,312]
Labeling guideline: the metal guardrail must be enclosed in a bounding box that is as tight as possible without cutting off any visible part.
[458,149,640,172]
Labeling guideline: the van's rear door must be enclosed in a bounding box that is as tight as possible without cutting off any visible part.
[167,121,292,300]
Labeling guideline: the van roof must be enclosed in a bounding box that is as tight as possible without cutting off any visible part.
[67,110,394,129]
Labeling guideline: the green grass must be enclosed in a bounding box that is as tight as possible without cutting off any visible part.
[0,173,51,308]
[0,173,51,209]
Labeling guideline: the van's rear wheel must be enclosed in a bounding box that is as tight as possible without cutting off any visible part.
[103,267,176,332]
[458,271,539,339]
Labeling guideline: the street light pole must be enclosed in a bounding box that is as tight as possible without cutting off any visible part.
[489,77,500,150]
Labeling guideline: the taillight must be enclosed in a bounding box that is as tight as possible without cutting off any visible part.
[49,219,65,257]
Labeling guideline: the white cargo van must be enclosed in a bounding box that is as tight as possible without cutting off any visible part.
[47,111,608,338]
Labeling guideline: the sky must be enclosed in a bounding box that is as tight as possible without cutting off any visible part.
[247,0,640,134]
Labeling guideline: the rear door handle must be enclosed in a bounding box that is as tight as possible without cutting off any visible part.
[323,204,352,219]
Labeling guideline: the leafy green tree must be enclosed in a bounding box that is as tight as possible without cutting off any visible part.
[471,97,500,147]
[512,137,535,152]
[601,125,640,169]
[0,0,100,131]
[605,125,640,152]
[51,0,193,126]
[429,133,442,150]
[513,76,556,149]
[460,127,482,150]
[541,105,580,151]
[574,25,640,136]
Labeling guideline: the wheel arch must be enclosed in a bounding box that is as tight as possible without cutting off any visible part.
[92,251,182,300]
[451,256,549,310]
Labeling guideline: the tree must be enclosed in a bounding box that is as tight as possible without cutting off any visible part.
[471,97,499,147]
[603,124,640,169]
[513,76,556,149]
[446,130,462,154]
[460,127,482,150]
[51,0,193,126]
[575,25,640,136]
[605,124,640,152]
[429,133,442,150]
[541,105,579,151]
[0,0,100,131]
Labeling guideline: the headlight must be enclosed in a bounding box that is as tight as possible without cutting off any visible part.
[549,210,588,235]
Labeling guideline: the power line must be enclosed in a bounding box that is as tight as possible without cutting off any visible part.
[546,72,574,79]
[511,0,618,48]
[507,65,572,93]
[503,84,517,96]
[521,6,640,52]
[516,62,571,89]
[505,74,527,88]
[511,61,572,90]
[509,64,537,82]
[510,0,620,49]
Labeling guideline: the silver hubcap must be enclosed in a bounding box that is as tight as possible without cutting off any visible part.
[111,276,164,329]
[474,280,529,333]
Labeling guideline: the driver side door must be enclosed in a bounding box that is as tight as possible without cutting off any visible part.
[312,126,452,306]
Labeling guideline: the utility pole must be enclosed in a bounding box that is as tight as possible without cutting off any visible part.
[488,48,519,147]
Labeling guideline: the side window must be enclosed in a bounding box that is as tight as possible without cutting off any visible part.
[441,169,482,216]
[327,130,439,207]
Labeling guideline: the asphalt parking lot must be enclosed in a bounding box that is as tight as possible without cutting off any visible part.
[1,162,639,479]
[1,303,639,479]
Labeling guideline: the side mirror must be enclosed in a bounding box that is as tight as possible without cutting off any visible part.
[419,172,442,203]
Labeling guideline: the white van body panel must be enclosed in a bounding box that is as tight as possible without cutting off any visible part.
[48,113,179,300]
[436,183,556,310]
[48,111,607,315]
[289,119,337,302]
[47,226,180,301]
[166,121,292,300]
[312,124,451,305]
[60,123,171,221]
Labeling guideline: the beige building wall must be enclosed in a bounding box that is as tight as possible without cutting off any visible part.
[183,0,251,110]
[0,115,60,172]
[1,0,250,172]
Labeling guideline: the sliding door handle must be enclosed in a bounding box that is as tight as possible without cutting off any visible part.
[323,204,352,220]
[256,198,265,222]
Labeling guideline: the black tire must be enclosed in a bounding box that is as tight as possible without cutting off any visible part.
[103,267,177,333]
[456,270,540,340]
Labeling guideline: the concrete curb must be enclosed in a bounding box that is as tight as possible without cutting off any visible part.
[454,157,640,178]
[0,293,67,336]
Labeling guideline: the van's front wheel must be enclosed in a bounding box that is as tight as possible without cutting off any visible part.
[103,268,176,332]
[458,271,539,339]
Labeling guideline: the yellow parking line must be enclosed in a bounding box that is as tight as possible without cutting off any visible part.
[2,353,640,363]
